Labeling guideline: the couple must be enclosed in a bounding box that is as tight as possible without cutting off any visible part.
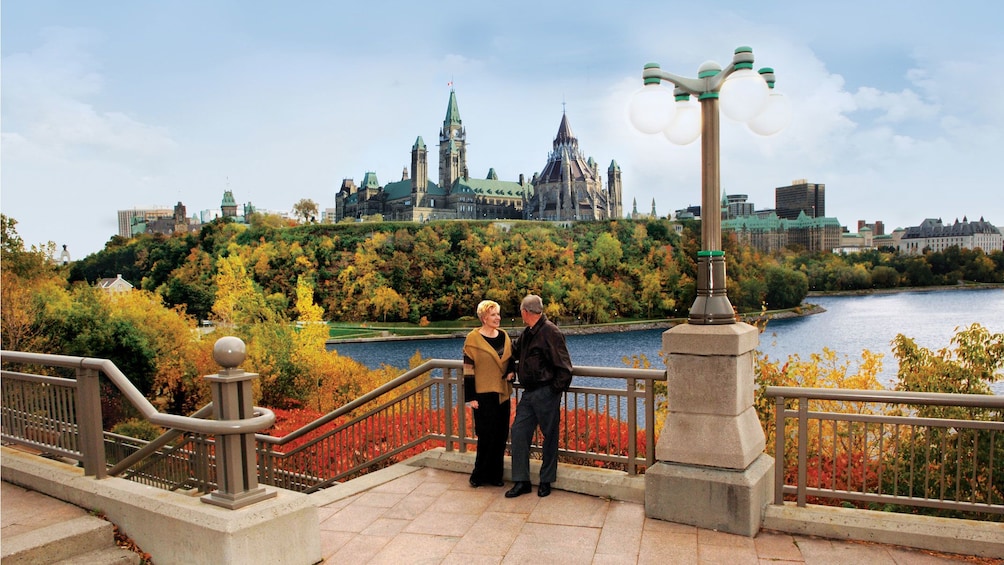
[462,294,573,498]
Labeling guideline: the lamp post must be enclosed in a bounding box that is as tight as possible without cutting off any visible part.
[631,47,790,537]
[629,46,790,324]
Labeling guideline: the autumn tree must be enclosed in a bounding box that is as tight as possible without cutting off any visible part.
[370,286,408,322]
[1,215,64,352]
[888,324,1004,517]
[211,251,276,326]
[292,199,319,223]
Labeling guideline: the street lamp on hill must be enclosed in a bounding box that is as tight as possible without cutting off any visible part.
[629,46,790,324]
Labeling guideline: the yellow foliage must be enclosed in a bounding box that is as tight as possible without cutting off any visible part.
[755,347,885,468]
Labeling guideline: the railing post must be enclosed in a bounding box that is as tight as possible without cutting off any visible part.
[797,399,808,507]
[627,377,638,475]
[201,337,277,510]
[444,367,456,452]
[773,394,784,504]
[76,367,106,478]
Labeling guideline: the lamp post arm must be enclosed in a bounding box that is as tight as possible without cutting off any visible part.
[642,63,743,97]
[641,66,706,95]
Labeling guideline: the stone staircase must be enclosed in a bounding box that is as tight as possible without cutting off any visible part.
[2,482,140,565]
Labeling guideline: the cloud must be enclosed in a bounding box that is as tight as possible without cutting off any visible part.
[853,86,938,124]
[2,26,176,162]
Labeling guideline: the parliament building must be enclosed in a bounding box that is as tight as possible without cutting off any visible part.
[334,90,622,223]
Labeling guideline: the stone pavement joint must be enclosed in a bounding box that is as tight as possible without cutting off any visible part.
[312,466,995,565]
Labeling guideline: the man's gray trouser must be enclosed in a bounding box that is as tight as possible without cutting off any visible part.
[509,386,561,484]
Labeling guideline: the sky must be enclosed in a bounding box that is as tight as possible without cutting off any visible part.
[3,1,1003,259]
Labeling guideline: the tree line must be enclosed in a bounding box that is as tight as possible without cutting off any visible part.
[64,217,809,324]
[64,217,1003,326]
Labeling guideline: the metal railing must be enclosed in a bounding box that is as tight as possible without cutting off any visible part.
[1,351,664,496]
[255,360,665,492]
[7,346,1003,520]
[1,345,277,509]
[766,386,1004,517]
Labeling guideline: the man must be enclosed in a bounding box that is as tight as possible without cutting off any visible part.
[505,294,573,498]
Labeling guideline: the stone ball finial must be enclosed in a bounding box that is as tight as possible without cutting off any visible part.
[213,336,246,368]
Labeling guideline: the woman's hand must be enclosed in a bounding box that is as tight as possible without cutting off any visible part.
[505,372,515,382]
[467,400,479,409]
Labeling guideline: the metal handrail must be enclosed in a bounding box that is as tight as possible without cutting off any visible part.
[766,386,1004,516]
[107,404,215,476]
[767,386,1004,408]
[258,359,666,446]
[256,359,456,445]
[252,360,667,491]
[1,351,275,435]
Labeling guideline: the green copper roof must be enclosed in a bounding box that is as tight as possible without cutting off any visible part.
[361,171,380,189]
[444,89,461,129]
[608,159,620,171]
[221,190,236,207]
[722,210,841,231]
[487,168,498,180]
[414,136,425,149]
[382,179,445,200]
[453,177,527,198]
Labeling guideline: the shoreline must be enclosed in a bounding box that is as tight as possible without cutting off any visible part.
[326,304,827,344]
[327,285,1002,344]
[807,282,1004,298]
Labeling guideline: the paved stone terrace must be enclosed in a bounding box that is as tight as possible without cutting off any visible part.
[313,466,989,565]
[3,462,999,564]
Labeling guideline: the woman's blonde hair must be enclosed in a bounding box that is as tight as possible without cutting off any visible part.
[476,300,500,320]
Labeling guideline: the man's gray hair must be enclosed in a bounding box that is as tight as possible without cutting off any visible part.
[520,294,544,314]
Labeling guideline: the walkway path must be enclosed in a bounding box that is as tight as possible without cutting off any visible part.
[3,464,998,564]
[313,466,991,565]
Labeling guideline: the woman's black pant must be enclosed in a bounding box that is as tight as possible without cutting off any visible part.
[471,394,511,484]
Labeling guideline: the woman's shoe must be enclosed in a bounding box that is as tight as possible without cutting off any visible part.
[469,477,482,488]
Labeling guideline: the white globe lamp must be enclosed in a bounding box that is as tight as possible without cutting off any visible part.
[719,67,769,122]
[628,83,676,134]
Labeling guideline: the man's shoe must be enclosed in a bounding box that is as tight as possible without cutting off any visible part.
[505,482,531,498]
[537,482,551,497]
[490,480,505,487]
[469,477,481,488]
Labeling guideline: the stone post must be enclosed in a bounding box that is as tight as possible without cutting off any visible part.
[201,336,277,510]
[645,322,774,536]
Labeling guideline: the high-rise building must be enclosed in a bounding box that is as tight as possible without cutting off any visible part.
[723,193,754,219]
[775,179,824,220]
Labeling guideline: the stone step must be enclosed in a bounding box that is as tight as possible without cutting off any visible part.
[55,546,141,565]
[1,514,132,565]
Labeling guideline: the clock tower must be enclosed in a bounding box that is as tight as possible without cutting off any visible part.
[439,89,467,190]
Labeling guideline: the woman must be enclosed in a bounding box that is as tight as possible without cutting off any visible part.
[462,299,514,488]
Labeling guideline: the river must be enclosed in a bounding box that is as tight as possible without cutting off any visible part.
[329,288,1004,394]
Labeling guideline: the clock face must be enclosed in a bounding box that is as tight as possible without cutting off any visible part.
[452,130,459,138]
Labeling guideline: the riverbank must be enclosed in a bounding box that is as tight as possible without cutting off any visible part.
[328,285,1004,344]
[807,282,1004,297]
[327,304,826,344]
